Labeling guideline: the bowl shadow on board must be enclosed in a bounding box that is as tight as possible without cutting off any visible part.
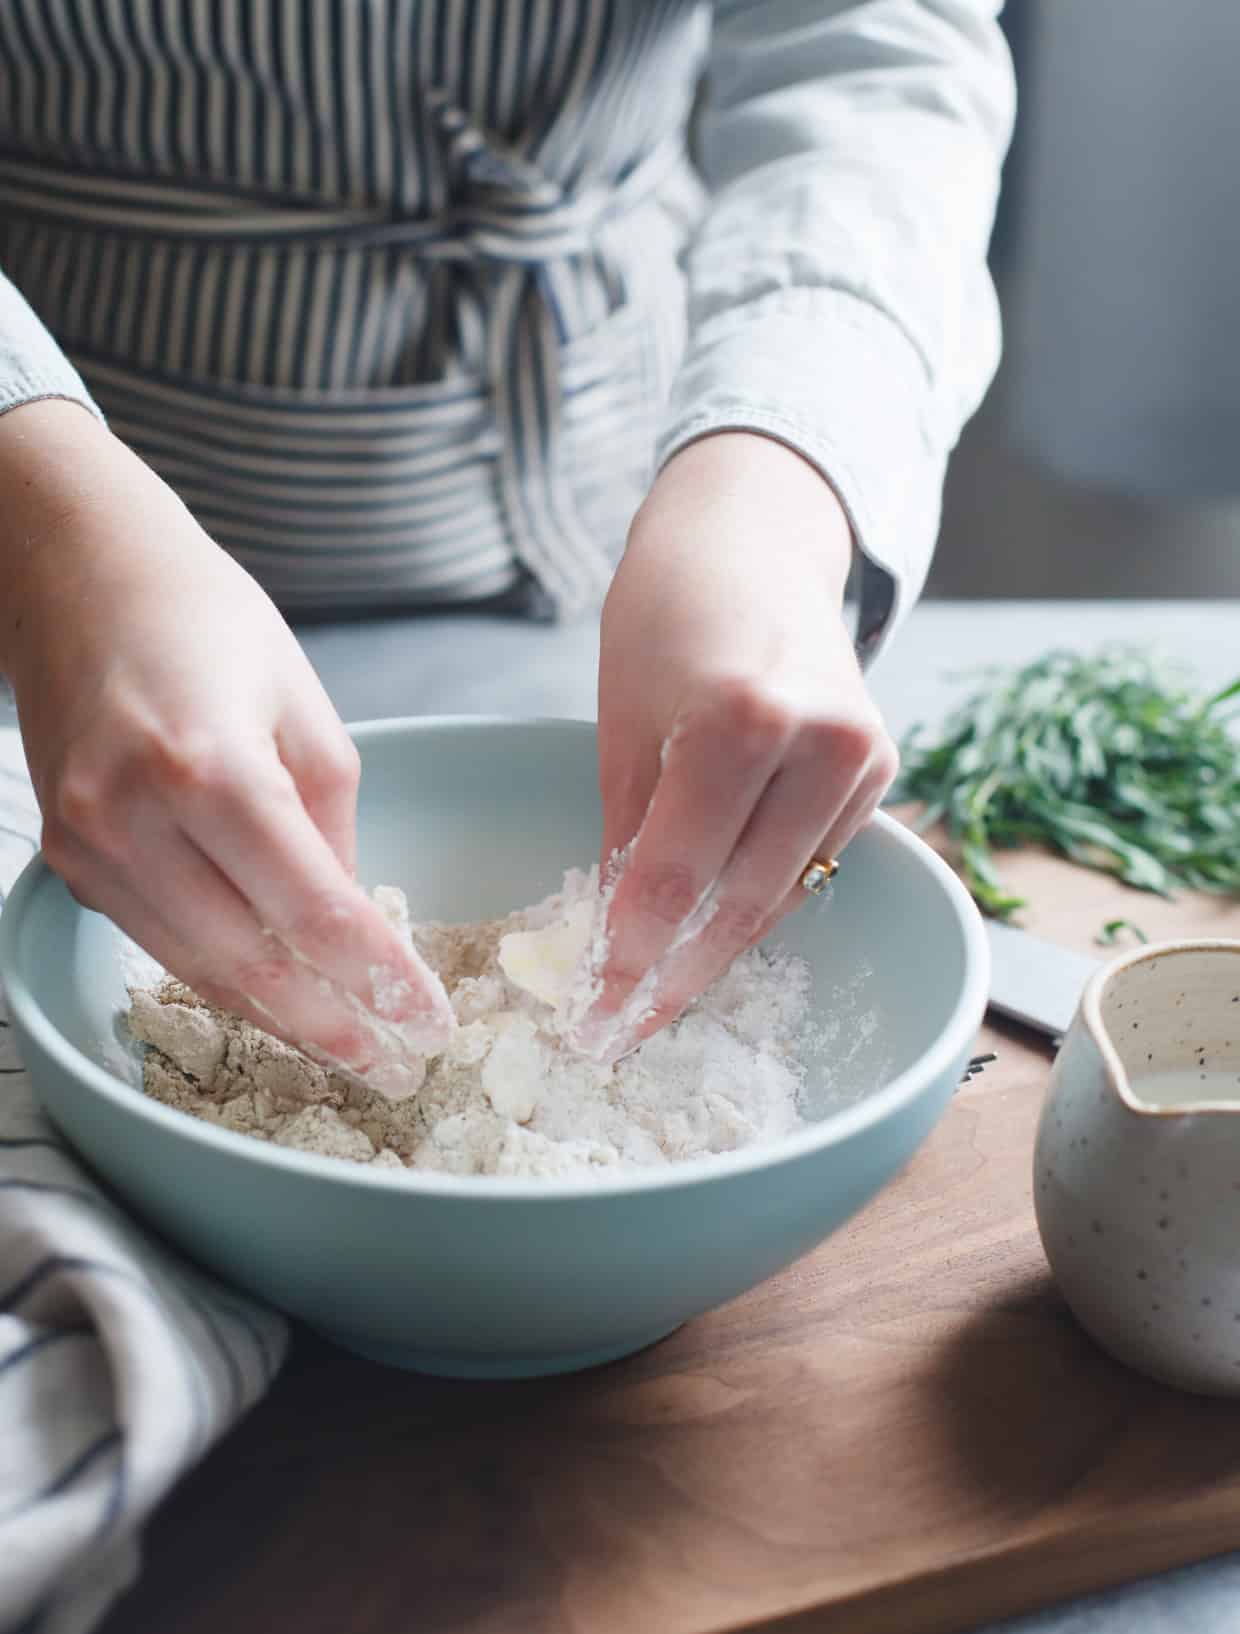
[98,1322,754,1634]
[924,1270,1240,1535]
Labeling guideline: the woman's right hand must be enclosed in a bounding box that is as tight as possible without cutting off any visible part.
[0,400,454,1095]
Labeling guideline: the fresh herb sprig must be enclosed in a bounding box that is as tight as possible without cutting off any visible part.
[893,647,1240,919]
[1096,918,1148,947]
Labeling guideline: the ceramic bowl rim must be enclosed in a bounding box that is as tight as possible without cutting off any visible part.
[0,714,990,1201]
[1082,937,1240,1119]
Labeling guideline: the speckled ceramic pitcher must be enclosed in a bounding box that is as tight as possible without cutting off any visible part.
[1035,940,1240,1396]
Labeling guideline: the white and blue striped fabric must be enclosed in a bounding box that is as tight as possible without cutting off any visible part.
[0,728,288,1634]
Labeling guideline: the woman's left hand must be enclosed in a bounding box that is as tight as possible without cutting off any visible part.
[583,431,898,1060]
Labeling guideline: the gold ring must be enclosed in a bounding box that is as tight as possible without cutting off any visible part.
[800,856,839,896]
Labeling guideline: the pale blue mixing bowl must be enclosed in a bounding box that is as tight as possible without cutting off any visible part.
[0,718,987,1377]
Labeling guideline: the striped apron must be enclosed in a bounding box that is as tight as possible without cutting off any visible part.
[0,1,710,616]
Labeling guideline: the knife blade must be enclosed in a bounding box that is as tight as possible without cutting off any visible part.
[984,917,1102,1042]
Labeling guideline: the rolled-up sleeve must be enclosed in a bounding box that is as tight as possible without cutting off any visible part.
[0,270,101,421]
[657,0,1015,660]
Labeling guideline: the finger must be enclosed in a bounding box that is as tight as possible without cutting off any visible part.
[756,770,891,942]
[597,729,660,868]
[276,714,361,879]
[174,751,454,1051]
[593,743,888,1062]
[48,823,428,1094]
[640,789,878,1047]
[597,685,796,1016]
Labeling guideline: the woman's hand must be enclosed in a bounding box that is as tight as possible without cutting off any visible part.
[1,401,453,1093]
[585,432,898,1059]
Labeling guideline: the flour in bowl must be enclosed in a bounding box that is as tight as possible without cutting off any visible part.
[125,867,813,1179]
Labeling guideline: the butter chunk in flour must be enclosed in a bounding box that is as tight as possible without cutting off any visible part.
[128,866,814,1179]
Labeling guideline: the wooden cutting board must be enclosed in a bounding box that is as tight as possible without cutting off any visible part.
[100,840,1240,1634]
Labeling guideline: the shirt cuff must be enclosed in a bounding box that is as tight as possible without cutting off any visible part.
[0,361,103,423]
[655,285,947,667]
[0,275,103,423]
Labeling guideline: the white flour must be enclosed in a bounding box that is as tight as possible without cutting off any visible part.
[126,867,813,1179]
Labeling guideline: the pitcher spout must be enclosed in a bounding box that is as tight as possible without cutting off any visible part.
[1083,941,1240,1118]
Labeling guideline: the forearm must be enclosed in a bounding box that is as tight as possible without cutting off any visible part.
[0,256,114,662]
[636,431,854,607]
[0,400,164,682]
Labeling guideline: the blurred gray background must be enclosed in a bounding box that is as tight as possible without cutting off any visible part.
[930,0,1240,599]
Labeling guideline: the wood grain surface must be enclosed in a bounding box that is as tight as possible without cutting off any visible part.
[98,840,1240,1634]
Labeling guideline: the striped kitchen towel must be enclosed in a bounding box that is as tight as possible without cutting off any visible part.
[0,726,288,1634]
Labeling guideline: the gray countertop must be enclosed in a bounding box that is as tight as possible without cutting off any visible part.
[292,597,1240,745]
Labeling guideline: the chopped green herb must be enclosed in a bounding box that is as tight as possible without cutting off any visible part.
[1096,919,1149,947]
[891,647,1240,919]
